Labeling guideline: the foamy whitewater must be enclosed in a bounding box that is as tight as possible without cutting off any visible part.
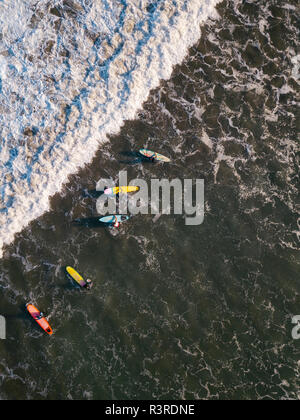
[0,0,220,257]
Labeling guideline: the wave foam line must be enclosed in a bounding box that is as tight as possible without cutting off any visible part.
[0,0,221,257]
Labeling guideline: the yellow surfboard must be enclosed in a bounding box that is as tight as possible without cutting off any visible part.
[66,266,87,287]
[104,186,140,195]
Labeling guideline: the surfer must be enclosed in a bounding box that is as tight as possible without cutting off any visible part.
[35,312,44,320]
[149,153,156,162]
[84,279,93,290]
[139,149,170,163]
[27,304,53,336]
[113,216,120,228]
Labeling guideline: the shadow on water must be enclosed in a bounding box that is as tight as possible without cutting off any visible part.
[120,151,140,158]
[2,305,29,321]
[72,217,107,228]
[82,189,105,199]
[60,283,78,291]
[61,266,78,290]
[119,159,142,165]
[119,150,154,165]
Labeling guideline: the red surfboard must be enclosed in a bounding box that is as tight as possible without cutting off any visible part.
[26,304,53,336]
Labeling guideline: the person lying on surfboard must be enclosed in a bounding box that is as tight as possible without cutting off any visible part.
[139,149,171,163]
[149,152,157,162]
[26,304,53,335]
[35,312,44,320]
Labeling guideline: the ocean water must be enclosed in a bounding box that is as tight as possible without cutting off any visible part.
[0,0,220,257]
[0,0,299,400]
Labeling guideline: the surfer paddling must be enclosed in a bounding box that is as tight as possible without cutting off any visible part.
[139,149,171,163]
[113,216,120,228]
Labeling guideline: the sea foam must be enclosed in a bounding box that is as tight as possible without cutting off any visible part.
[0,0,220,257]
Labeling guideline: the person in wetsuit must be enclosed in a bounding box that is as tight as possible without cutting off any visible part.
[84,279,93,290]
[113,216,120,228]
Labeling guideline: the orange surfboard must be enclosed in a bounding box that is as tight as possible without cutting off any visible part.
[26,304,53,336]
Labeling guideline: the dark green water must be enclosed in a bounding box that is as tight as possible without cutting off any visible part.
[0,0,299,399]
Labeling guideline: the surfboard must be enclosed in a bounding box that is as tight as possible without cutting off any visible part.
[26,304,53,336]
[104,186,140,195]
[66,266,87,287]
[99,215,130,224]
[139,149,171,163]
